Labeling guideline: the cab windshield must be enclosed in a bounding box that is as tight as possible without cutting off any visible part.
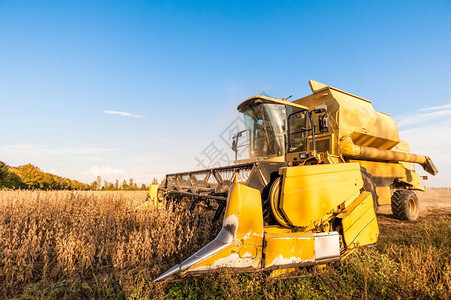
[242,103,286,160]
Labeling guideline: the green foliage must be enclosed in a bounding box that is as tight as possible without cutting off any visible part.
[0,162,89,190]
[97,178,146,191]
[121,180,128,190]
[0,162,149,191]
[0,162,23,189]
[90,180,98,190]
[0,161,9,181]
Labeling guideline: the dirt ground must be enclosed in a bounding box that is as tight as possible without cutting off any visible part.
[378,188,451,217]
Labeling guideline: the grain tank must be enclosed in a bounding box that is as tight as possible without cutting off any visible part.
[282,80,437,220]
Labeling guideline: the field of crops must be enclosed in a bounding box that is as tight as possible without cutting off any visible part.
[0,189,449,299]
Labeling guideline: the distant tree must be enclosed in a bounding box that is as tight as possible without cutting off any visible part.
[107,182,114,190]
[122,180,128,190]
[12,164,43,188]
[42,173,56,190]
[58,177,70,190]
[129,178,134,190]
[115,179,119,190]
[96,176,102,190]
[133,183,138,190]
[90,181,98,190]
[2,163,88,190]
[0,161,9,181]
[141,184,147,190]
[152,178,158,185]
[6,172,26,189]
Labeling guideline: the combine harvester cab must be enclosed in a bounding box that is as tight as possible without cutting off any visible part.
[154,80,438,282]
[145,95,293,219]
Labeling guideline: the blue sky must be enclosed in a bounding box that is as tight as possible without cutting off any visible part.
[0,1,450,186]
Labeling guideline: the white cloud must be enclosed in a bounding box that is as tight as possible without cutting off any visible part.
[86,166,124,177]
[396,109,451,127]
[419,103,451,111]
[102,110,145,118]
[395,104,451,187]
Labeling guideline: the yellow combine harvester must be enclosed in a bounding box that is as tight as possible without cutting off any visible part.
[151,80,438,282]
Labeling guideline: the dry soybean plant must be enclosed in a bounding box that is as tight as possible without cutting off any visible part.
[0,189,449,299]
[0,190,220,298]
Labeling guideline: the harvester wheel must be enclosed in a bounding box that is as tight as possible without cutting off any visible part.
[268,177,290,227]
[391,190,420,221]
[360,168,379,212]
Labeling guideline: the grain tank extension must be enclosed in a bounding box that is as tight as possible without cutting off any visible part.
[152,80,438,282]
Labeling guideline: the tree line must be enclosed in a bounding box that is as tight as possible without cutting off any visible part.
[90,176,156,191]
[0,161,90,190]
[0,161,156,191]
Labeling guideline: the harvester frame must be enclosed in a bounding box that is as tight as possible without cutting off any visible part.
[148,80,438,282]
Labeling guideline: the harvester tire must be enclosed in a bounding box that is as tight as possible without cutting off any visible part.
[391,190,420,221]
[360,168,379,212]
[268,177,290,227]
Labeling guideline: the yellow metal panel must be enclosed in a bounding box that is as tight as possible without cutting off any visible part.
[309,80,372,103]
[186,182,264,272]
[309,80,328,92]
[264,231,315,268]
[223,182,263,239]
[341,192,379,248]
[329,89,400,150]
[148,184,159,204]
[352,160,406,179]
[264,226,292,234]
[401,169,425,191]
[239,247,258,259]
[151,182,266,280]
[294,81,400,151]
[345,212,378,249]
[278,163,363,227]
[189,237,263,272]
[336,191,368,219]
[375,186,391,205]
[265,229,313,237]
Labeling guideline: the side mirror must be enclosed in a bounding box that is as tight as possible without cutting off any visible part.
[232,139,238,152]
[232,130,246,152]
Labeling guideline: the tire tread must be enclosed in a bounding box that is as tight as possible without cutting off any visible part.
[391,190,419,221]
